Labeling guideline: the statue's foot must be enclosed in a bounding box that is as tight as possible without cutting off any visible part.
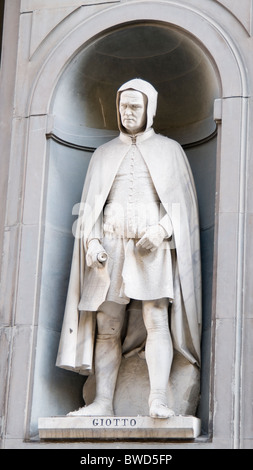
[67,399,114,417]
[149,399,175,419]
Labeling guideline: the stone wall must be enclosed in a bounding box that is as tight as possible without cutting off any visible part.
[0,0,253,449]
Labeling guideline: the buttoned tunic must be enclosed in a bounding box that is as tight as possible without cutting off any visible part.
[101,135,174,304]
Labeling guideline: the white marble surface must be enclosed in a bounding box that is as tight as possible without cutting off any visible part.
[38,415,201,440]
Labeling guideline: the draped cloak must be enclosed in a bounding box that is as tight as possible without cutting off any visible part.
[56,80,202,375]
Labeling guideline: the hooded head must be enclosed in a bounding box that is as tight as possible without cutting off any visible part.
[116,78,158,134]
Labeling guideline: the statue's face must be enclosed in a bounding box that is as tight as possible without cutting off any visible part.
[119,90,147,134]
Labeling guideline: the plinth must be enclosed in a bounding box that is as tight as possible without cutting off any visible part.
[38,415,201,439]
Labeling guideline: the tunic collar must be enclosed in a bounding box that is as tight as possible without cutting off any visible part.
[119,128,155,145]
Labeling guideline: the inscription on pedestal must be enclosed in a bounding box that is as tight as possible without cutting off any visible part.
[38,415,201,440]
[92,417,137,427]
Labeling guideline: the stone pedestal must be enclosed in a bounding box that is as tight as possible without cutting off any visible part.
[38,415,201,440]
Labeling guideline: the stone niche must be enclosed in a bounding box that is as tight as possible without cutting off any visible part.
[32,21,220,438]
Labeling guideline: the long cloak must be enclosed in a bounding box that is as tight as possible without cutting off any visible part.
[56,130,202,375]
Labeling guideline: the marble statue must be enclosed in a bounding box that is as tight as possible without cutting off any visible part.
[56,78,202,419]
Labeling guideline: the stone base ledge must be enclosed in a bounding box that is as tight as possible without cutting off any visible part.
[38,415,201,440]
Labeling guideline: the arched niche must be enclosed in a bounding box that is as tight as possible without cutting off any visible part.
[27,2,248,440]
[52,22,219,147]
[30,21,219,437]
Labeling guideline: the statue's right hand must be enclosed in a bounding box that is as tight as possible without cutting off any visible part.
[86,239,107,269]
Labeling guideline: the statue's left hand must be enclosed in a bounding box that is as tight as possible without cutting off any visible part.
[136,224,166,252]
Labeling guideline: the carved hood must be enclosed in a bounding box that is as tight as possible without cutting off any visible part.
[116,78,158,133]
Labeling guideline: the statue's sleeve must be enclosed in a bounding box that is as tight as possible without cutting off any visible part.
[159,213,173,239]
[86,213,104,249]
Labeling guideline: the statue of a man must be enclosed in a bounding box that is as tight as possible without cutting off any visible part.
[56,78,202,419]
